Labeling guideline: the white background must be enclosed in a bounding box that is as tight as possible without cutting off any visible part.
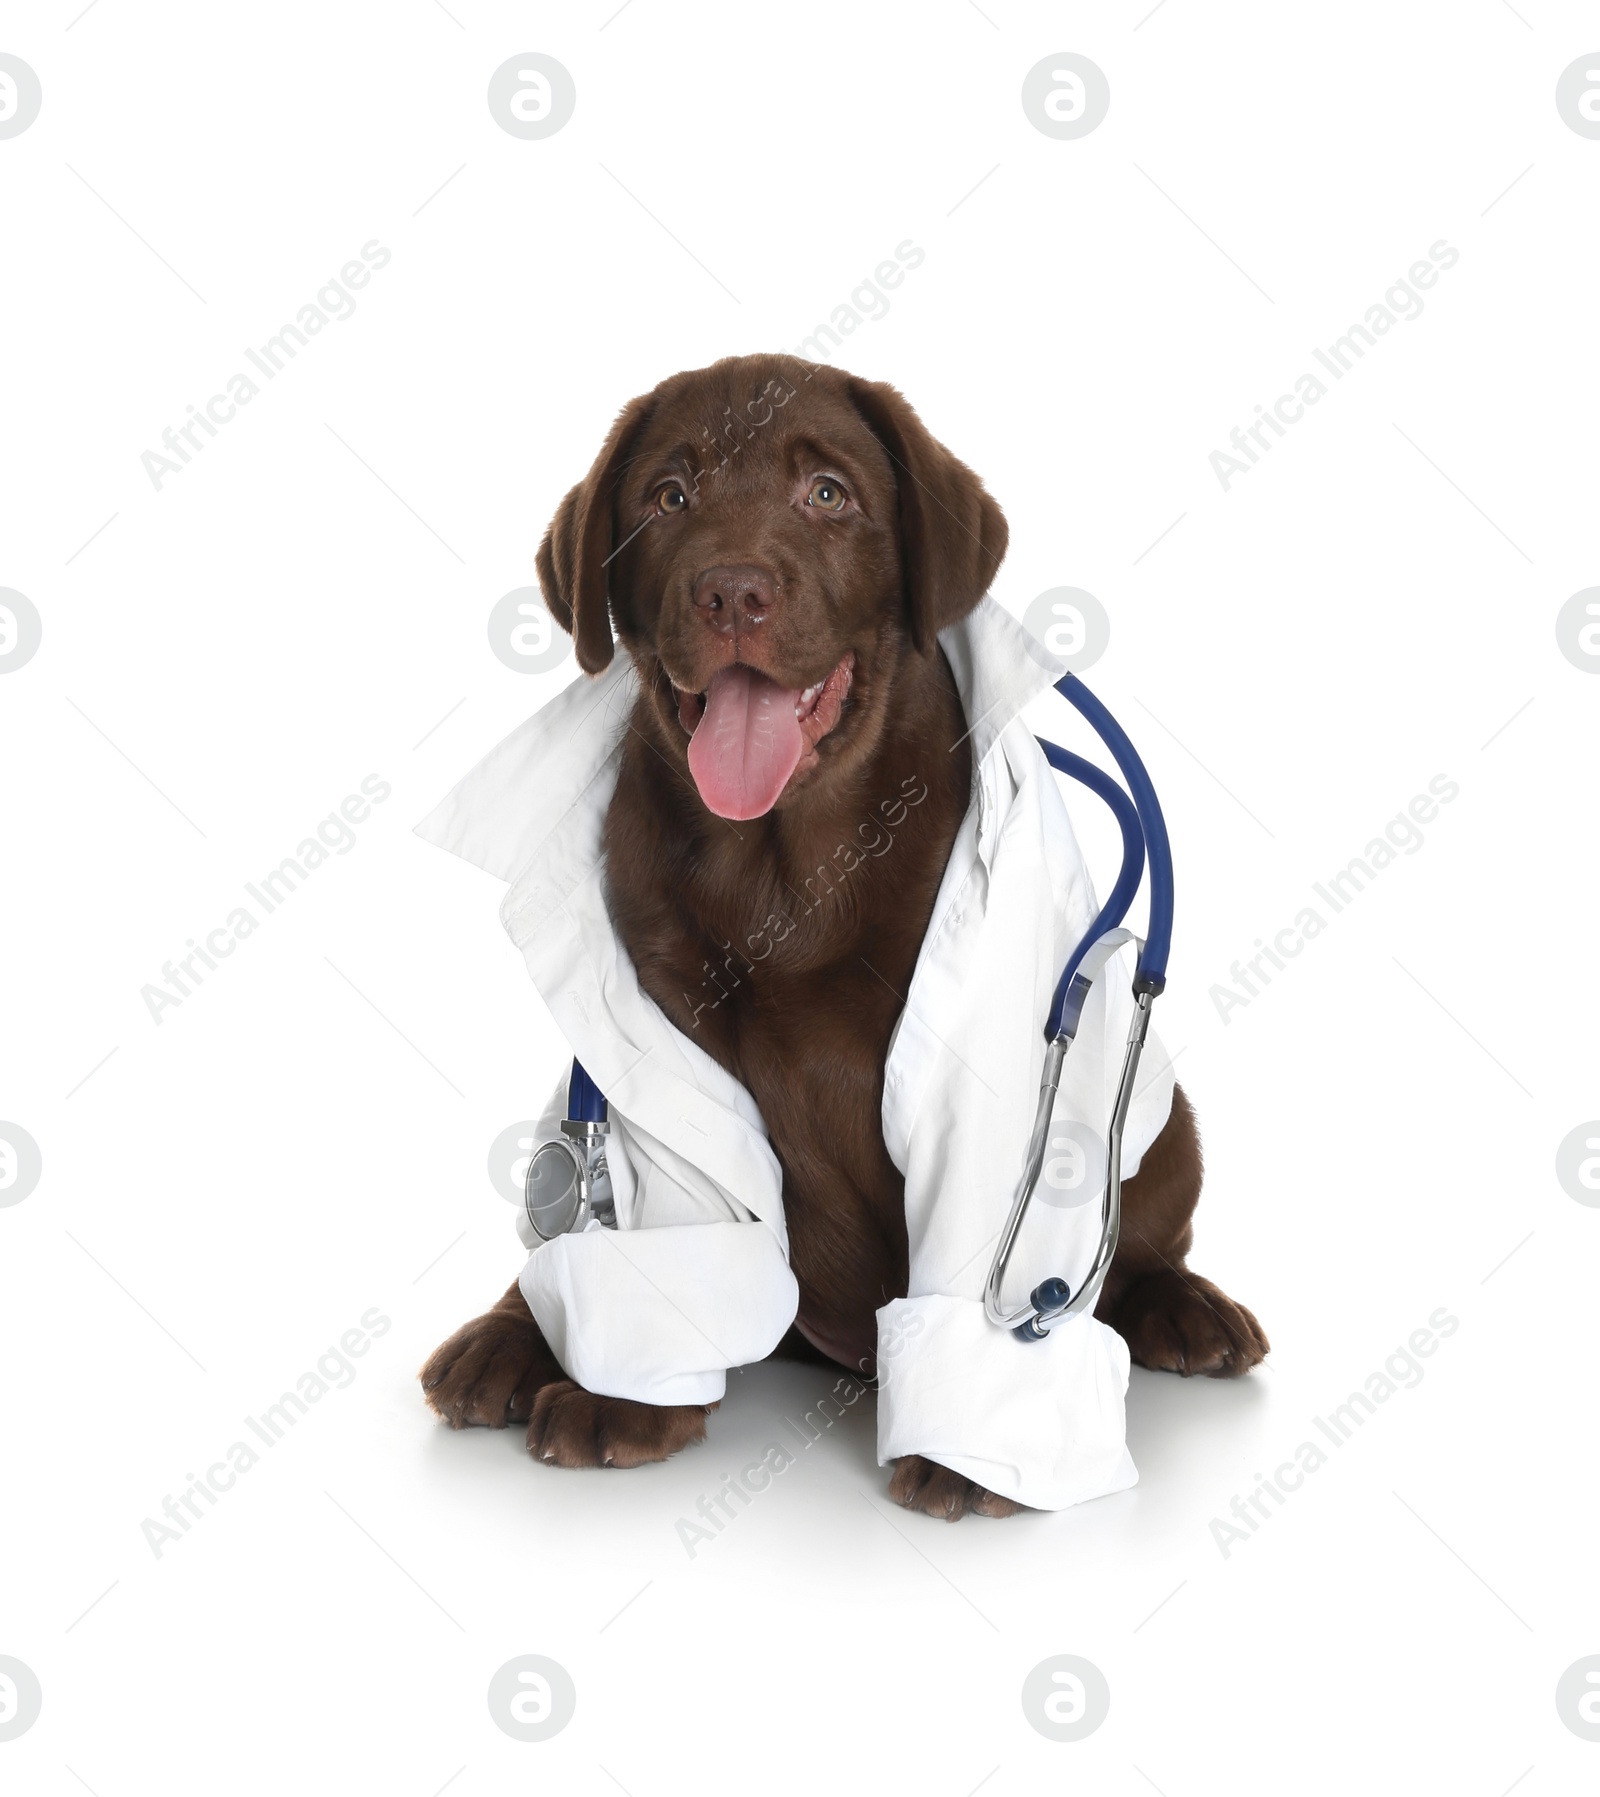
[2,1,1598,1791]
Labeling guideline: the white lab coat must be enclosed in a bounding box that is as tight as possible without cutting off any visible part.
[416,597,1174,1510]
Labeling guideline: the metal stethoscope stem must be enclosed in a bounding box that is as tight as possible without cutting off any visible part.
[982,982,1154,1339]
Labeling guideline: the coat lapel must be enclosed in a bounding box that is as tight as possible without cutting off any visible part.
[881,600,1069,1166]
[414,654,788,1238]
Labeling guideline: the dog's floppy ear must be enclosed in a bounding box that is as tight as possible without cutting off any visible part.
[846,377,1008,654]
[535,393,656,675]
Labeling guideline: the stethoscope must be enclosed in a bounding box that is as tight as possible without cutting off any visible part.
[522,672,1173,1347]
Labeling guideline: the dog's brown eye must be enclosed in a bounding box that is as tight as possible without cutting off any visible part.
[657,485,688,514]
[808,478,847,511]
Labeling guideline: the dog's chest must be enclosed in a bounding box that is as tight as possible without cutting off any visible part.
[630,918,919,1372]
[606,828,949,1358]
[627,894,918,1201]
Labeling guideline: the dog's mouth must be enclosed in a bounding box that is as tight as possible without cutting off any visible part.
[668,651,855,820]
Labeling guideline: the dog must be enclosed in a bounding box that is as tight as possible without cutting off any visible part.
[421,354,1267,1519]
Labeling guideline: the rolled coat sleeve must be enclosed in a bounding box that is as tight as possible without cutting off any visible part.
[514,1070,799,1407]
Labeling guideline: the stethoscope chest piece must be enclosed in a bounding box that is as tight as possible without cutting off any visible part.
[524,1118,615,1241]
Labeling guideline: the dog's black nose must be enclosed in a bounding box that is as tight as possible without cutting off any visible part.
[692,564,778,633]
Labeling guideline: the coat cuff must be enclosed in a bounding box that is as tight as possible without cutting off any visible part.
[874,1294,1138,1510]
[520,1220,799,1408]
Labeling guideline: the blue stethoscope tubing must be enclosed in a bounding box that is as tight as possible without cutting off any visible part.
[555,672,1173,1343]
[566,1057,607,1126]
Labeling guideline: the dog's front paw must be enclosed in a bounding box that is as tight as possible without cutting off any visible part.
[527,1380,710,1469]
[1111,1268,1269,1377]
[888,1455,1023,1521]
[420,1304,561,1429]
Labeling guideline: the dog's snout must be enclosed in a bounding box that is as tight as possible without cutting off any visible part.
[691,564,778,633]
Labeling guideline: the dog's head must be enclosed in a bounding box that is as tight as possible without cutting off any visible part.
[535,354,1007,820]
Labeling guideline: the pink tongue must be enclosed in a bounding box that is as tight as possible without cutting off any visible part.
[686,664,804,819]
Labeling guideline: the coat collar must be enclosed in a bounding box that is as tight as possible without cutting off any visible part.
[414,595,1068,897]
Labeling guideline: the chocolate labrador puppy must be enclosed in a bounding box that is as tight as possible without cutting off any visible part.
[422,353,1267,1519]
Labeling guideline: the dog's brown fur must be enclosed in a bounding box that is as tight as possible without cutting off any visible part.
[422,355,1267,1519]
